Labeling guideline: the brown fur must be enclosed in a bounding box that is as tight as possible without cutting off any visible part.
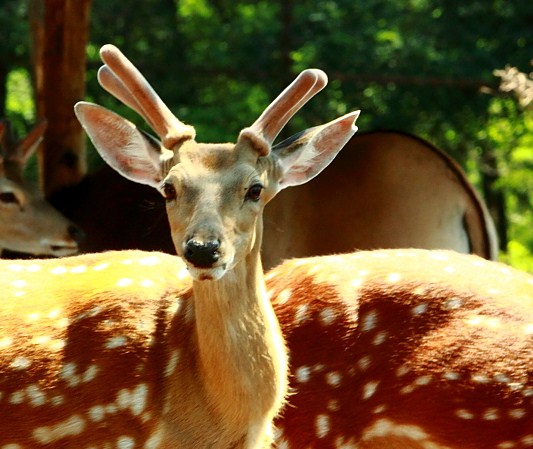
[0,249,530,448]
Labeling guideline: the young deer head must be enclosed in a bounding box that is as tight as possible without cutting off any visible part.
[0,119,84,257]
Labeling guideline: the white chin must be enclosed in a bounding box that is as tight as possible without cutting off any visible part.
[187,265,228,281]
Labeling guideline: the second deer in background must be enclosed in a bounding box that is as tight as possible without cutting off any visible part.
[0,119,84,257]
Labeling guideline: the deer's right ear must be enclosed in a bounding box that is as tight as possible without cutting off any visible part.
[74,102,173,188]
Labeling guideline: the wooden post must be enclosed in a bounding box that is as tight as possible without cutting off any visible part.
[30,0,92,195]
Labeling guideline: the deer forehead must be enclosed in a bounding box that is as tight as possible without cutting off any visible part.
[168,144,269,195]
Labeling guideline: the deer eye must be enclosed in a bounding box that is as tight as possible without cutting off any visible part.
[162,182,177,201]
[0,191,19,205]
[245,183,263,202]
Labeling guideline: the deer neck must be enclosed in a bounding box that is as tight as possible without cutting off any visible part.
[191,218,288,433]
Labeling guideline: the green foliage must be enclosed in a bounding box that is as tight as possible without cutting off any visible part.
[5,68,35,133]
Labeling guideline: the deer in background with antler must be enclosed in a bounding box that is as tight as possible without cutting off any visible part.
[0,119,83,257]
[0,45,530,449]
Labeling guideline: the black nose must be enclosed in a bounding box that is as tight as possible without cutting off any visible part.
[184,239,221,268]
[68,224,86,244]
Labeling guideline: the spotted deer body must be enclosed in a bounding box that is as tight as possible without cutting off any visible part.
[0,120,83,257]
[269,250,532,449]
[0,248,531,448]
[0,45,530,449]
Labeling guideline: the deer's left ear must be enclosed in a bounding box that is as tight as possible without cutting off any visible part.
[272,111,359,189]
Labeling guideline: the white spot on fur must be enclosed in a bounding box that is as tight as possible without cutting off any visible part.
[471,373,490,384]
[508,408,526,419]
[396,365,411,377]
[33,414,86,444]
[50,266,67,275]
[140,279,154,288]
[9,390,24,404]
[93,262,110,271]
[315,414,330,438]
[88,405,105,422]
[295,366,311,383]
[70,265,87,274]
[26,384,46,407]
[47,309,61,319]
[177,267,189,280]
[373,404,387,414]
[11,280,26,288]
[294,304,309,324]
[326,371,342,387]
[373,331,388,345]
[494,373,511,384]
[465,315,502,329]
[443,371,460,381]
[320,307,336,325]
[10,356,32,370]
[400,384,415,395]
[278,288,292,304]
[7,263,24,272]
[328,399,340,411]
[455,409,475,419]
[483,408,499,420]
[117,436,135,449]
[386,273,401,283]
[414,375,432,386]
[362,381,379,400]
[362,418,430,441]
[145,428,164,449]
[522,435,533,446]
[497,442,515,449]
[116,384,148,416]
[411,303,428,315]
[361,310,378,332]
[83,364,99,383]
[106,336,128,349]
[357,356,372,371]
[444,297,463,310]
[60,363,80,387]
[165,350,180,377]
[0,337,13,348]
[51,395,65,406]
[412,285,428,296]
[116,278,133,287]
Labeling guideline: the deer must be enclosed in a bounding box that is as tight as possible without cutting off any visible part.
[50,130,498,267]
[0,119,84,257]
[0,44,530,449]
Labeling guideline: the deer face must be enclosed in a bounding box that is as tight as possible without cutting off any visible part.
[161,140,276,281]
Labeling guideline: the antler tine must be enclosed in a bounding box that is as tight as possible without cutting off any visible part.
[99,44,195,149]
[239,69,328,156]
[12,120,47,164]
[98,65,147,119]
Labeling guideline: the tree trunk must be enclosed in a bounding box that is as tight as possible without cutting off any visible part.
[480,144,508,252]
[29,0,92,196]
